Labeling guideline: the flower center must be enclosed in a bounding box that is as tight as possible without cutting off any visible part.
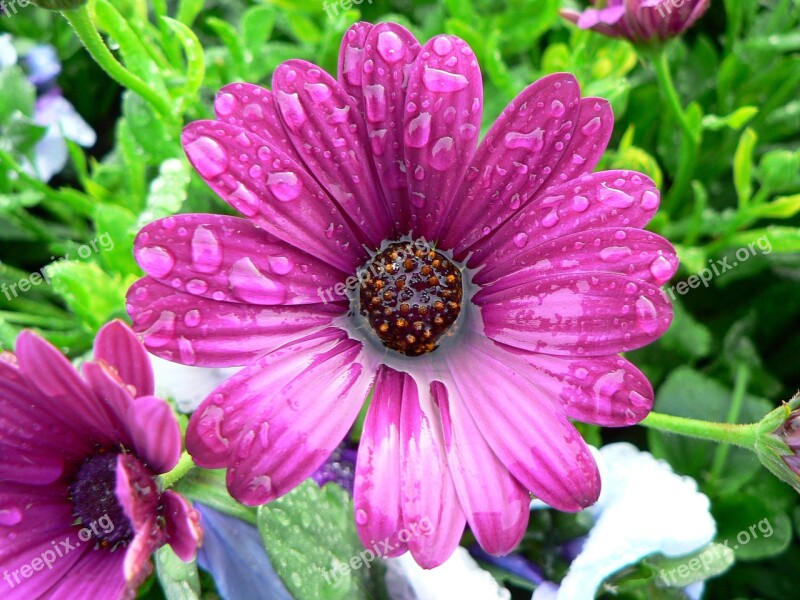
[69,451,136,546]
[359,241,463,356]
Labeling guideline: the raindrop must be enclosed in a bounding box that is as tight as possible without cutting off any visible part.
[513,232,529,248]
[377,31,405,64]
[422,67,468,93]
[191,226,223,274]
[267,172,303,202]
[184,136,228,179]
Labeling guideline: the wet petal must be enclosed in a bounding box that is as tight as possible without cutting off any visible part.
[273,60,392,247]
[163,491,202,561]
[93,320,155,398]
[338,22,374,105]
[477,272,674,356]
[134,214,345,306]
[403,34,483,241]
[42,546,124,600]
[125,396,182,474]
[182,120,365,273]
[127,278,344,367]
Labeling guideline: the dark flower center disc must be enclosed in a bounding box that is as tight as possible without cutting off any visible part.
[359,241,463,356]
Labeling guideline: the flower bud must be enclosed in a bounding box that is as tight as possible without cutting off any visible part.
[754,393,800,494]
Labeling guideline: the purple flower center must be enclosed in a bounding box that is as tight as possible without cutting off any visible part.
[68,452,135,546]
[359,241,463,356]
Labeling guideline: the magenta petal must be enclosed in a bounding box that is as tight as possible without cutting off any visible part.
[403,34,483,241]
[163,490,202,561]
[338,22,374,105]
[81,361,135,444]
[478,272,674,356]
[512,352,654,426]
[433,381,529,555]
[93,320,154,397]
[399,374,466,568]
[134,214,345,306]
[273,60,392,247]
[127,278,344,367]
[445,335,601,511]
[214,83,303,163]
[468,170,662,273]
[354,366,408,558]
[15,331,116,442]
[186,328,376,504]
[125,396,182,474]
[182,120,365,273]
[475,227,678,288]
[46,549,127,600]
[361,22,422,233]
[440,73,581,253]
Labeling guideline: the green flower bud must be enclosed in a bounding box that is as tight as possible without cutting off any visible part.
[754,393,800,494]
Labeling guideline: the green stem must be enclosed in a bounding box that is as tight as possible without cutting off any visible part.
[651,50,701,213]
[158,451,195,490]
[640,411,758,450]
[709,365,751,481]
[60,4,173,118]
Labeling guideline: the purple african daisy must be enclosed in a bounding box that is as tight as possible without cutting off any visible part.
[561,0,711,43]
[127,22,677,567]
[0,321,201,599]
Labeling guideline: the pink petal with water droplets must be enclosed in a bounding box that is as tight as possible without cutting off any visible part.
[186,328,377,505]
[468,170,662,273]
[127,278,345,367]
[46,545,127,600]
[125,396,182,474]
[440,73,580,253]
[273,60,392,247]
[399,374,466,568]
[433,381,529,555]
[445,335,601,511]
[361,22,422,233]
[476,272,674,356]
[163,490,202,561]
[134,214,345,306]
[93,320,155,398]
[354,366,408,558]
[338,22,374,105]
[476,227,678,289]
[403,34,483,241]
[182,120,365,273]
[214,83,303,163]
[511,351,654,426]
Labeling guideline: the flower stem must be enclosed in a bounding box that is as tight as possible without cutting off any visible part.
[159,451,195,490]
[651,50,700,212]
[709,365,751,481]
[60,3,174,118]
[640,411,758,450]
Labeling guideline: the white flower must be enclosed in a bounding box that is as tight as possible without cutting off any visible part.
[149,354,240,413]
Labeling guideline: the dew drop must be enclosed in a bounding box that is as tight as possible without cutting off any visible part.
[541,210,559,229]
[136,246,175,278]
[422,67,468,93]
[598,186,635,209]
[405,112,432,148]
[649,255,674,282]
[215,93,236,117]
[178,337,197,366]
[571,195,590,212]
[355,508,369,525]
[430,136,456,171]
[304,82,332,103]
[641,190,660,210]
[551,99,565,117]
[184,310,201,327]
[267,172,303,202]
[0,507,22,527]
[513,232,529,248]
[504,128,545,151]
[600,246,632,262]
[276,91,307,130]
[191,226,223,274]
[268,255,294,275]
[635,296,659,334]
[581,117,602,136]
[184,136,229,179]
[377,31,405,64]
[230,258,288,304]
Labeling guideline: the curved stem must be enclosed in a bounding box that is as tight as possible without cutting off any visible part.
[158,451,195,490]
[640,411,759,450]
[60,3,173,118]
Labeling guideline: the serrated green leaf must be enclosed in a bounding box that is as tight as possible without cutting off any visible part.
[46,261,128,332]
[137,158,190,227]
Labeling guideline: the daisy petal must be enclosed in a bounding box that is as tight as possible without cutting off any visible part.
[468,170,662,273]
[182,120,365,273]
[475,227,678,288]
[134,214,345,306]
[511,352,655,427]
[127,278,344,367]
[125,396,182,474]
[93,320,154,397]
[404,34,483,241]
[361,22,422,233]
[440,73,581,253]
[446,335,601,511]
[163,490,202,561]
[338,22,374,105]
[185,328,377,504]
[433,381,529,555]
[46,549,126,600]
[273,60,392,247]
[400,376,466,568]
[354,366,409,557]
[477,272,674,356]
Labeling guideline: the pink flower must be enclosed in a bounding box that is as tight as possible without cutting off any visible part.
[127,22,677,567]
[561,0,711,43]
[0,321,201,599]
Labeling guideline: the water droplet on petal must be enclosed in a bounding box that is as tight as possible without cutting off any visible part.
[304,82,332,103]
[184,310,201,327]
[355,508,369,525]
[581,117,602,136]
[649,255,674,282]
[276,91,307,130]
[191,226,223,274]
[267,172,302,202]
[542,210,559,229]
[178,337,197,366]
[230,258,288,304]
[215,93,236,117]
[406,112,432,148]
[635,296,659,334]
[600,246,632,262]
[186,279,209,295]
[513,232,529,248]
[0,507,22,526]
[572,195,590,212]
[136,246,175,278]
[629,390,650,408]
[641,190,660,210]
[551,99,565,117]
[268,255,294,275]
[504,128,544,151]
[185,136,229,179]
[364,84,387,122]
[229,183,261,217]
[430,136,455,171]
[377,31,405,64]
[598,186,635,208]
[422,67,468,93]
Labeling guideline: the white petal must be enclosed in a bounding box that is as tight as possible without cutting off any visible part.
[150,354,240,412]
[34,95,96,147]
[386,547,510,600]
[0,34,18,69]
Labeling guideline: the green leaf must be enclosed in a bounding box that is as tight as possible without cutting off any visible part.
[46,261,129,332]
[137,158,190,227]
[93,203,140,276]
[713,494,792,561]
[0,66,36,124]
[242,5,278,58]
[175,468,257,526]
[733,128,758,208]
[702,106,758,131]
[123,92,180,163]
[155,545,201,600]
[161,17,206,100]
[258,481,388,600]
[645,543,735,588]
